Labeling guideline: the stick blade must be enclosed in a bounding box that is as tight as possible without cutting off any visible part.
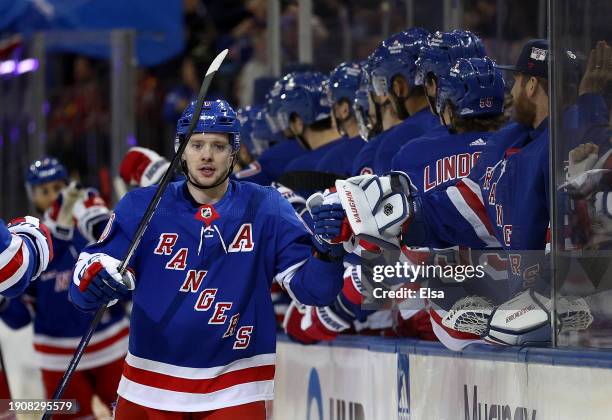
[206,49,229,76]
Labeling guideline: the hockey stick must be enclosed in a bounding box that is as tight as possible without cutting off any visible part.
[43,49,229,418]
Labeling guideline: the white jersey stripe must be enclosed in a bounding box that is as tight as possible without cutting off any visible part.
[35,335,128,371]
[274,259,307,302]
[447,186,500,248]
[0,241,30,293]
[118,376,274,412]
[0,234,22,268]
[124,352,276,380]
[33,318,130,347]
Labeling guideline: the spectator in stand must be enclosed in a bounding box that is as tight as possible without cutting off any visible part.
[48,56,109,187]
[237,29,268,107]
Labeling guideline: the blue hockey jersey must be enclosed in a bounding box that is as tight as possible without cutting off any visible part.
[393,130,497,193]
[404,122,532,250]
[281,138,346,196]
[0,230,129,371]
[233,139,306,185]
[407,93,610,251]
[0,221,39,297]
[315,135,366,177]
[374,108,441,174]
[283,139,344,174]
[351,127,397,176]
[70,180,344,411]
[392,129,513,349]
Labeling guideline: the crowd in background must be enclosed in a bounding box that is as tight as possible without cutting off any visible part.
[41,0,542,194]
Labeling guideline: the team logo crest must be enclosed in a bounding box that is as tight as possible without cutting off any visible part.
[195,204,220,226]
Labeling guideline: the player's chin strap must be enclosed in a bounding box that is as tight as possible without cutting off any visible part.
[181,153,237,191]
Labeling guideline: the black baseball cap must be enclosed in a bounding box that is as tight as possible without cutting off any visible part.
[496,39,549,78]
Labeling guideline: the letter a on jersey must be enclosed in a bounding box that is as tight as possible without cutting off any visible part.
[229,223,254,252]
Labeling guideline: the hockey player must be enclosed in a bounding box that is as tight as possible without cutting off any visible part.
[70,99,345,418]
[0,157,128,418]
[351,32,415,176]
[277,72,346,194]
[352,61,379,142]
[292,57,509,348]
[315,62,366,177]
[234,79,307,185]
[416,30,486,118]
[390,57,510,349]
[369,27,440,174]
[392,57,508,192]
[311,39,610,346]
[236,105,273,163]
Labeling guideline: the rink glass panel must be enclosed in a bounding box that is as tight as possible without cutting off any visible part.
[550,0,612,348]
[0,30,135,219]
[302,0,445,71]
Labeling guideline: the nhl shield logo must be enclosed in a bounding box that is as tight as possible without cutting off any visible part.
[195,204,220,226]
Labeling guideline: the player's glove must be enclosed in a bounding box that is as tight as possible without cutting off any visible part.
[562,143,612,198]
[7,216,53,280]
[334,172,414,250]
[119,147,170,187]
[307,188,352,258]
[72,188,111,243]
[72,253,135,311]
[283,301,319,345]
[43,182,82,240]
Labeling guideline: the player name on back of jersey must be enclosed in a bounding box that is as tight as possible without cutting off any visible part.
[423,151,481,192]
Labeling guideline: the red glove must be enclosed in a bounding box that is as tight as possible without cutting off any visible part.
[119,147,170,187]
[283,301,319,344]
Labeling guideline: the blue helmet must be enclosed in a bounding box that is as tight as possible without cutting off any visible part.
[26,157,69,187]
[369,27,430,96]
[264,76,292,134]
[277,71,331,130]
[236,105,272,158]
[252,109,275,149]
[415,30,486,85]
[436,57,505,118]
[328,62,365,105]
[175,99,241,153]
